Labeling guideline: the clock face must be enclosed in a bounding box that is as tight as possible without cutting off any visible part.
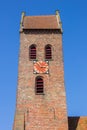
[34,61,48,74]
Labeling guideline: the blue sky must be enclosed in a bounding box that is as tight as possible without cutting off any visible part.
[0,0,87,129]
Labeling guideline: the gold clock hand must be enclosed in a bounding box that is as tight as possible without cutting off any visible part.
[37,62,41,67]
[41,66,46,68]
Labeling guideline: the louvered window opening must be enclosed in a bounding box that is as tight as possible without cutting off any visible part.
[45,46,52,59]
[30,46,36,59]
[36,78,43,94]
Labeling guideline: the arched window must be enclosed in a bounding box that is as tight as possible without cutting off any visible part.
[45,45,52,59]
[35,76,44,94]
[29,44,36,59]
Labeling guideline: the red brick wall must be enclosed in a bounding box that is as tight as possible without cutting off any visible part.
[13,30,68,130]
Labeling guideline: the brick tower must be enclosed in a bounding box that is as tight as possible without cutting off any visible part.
[13,11,68,130]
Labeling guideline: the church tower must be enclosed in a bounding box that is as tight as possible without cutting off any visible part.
[13,11,68,130]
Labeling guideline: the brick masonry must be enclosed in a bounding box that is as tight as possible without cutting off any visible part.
[13,29,68,130]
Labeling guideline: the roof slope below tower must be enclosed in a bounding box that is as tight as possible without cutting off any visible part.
[68,116,87,130]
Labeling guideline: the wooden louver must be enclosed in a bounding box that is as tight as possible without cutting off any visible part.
[30,45,36,59]
[45,45,52,59]
[36,77,43,94]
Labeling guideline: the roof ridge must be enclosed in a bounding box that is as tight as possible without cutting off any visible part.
[25,15,55,17]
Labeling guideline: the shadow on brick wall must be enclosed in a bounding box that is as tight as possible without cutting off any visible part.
[68,117,80,130]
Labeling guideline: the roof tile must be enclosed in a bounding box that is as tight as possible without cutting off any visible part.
[23,15,60,29]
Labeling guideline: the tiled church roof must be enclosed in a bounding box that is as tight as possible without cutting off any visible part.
[23,15,59,29]
[20,11,62,32]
